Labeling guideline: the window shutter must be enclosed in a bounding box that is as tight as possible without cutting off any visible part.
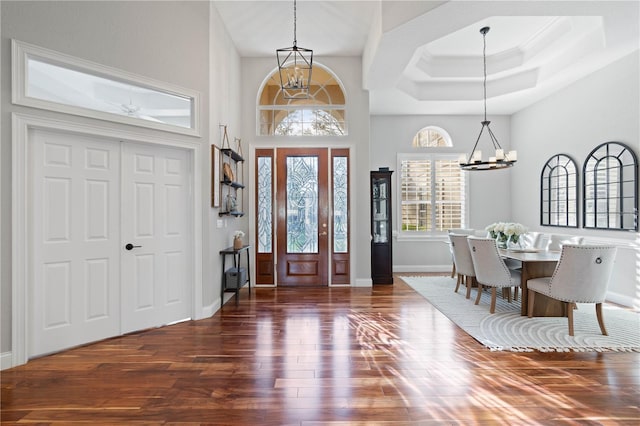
[401,160,431,232]
[434,160,465,231]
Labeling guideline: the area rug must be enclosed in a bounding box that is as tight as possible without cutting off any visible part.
[400,276,640,352]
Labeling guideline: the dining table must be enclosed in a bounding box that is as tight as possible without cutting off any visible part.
[500,248,564,317]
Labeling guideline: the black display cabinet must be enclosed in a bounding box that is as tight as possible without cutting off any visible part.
[370,169,393,284]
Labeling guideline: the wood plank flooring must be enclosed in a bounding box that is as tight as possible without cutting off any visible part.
[2,275,639,425]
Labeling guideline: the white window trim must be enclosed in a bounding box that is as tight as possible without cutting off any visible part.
[11,39,201,137]
[395,153,470,241]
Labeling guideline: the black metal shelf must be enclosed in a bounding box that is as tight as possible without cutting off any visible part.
[221,148,244,162]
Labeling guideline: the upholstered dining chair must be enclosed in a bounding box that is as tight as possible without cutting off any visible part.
[447,228,474,278]
[527,244,617,336]
[467,237,522,313]
[547,234,583,252]
[449,233,476,299]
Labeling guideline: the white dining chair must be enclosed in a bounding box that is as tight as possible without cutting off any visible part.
[467,237,522,313]
[547,234,583,251]
[527,244,617,336]
[520,232,549,250]
[449,233,476,299]
[447,228,474,278]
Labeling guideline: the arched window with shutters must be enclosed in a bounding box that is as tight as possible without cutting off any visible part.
[257,64,346,136]
[399,126,467,238]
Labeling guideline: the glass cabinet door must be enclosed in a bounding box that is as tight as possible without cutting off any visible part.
[372,178,390,243]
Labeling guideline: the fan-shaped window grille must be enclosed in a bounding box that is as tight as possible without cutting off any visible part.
[583,142,638,231]
[412,126,452,147]
[540,154,578,227]
[258,65,346,136]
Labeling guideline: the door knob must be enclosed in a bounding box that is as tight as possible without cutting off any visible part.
[319,231,328,236]
[125,243,142,250]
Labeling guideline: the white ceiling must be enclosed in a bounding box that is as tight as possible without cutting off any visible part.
[213,0,639,115]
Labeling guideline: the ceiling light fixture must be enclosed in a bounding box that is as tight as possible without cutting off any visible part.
[459,27,516,171]
[276,0,313,99]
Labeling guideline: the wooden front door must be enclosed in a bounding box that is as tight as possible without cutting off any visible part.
[276,148,329,286]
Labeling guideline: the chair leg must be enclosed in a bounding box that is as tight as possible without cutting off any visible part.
[451,261,456,278]
[513,286,519,301]
[527,290,535,318]
[490,288,497,313]
[474,283,483,305]
[567,302,574,336]
[466,276,473,299]
[596,303,608,336]
[506,287,512,303]
[454,274,462,293]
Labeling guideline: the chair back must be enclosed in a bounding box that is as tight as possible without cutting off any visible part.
[449,234,475,277]
[548,234,583,251]
[549,244,617,303]
[521,232,549,250]
[447,228,474,235]
[467,237,512,287]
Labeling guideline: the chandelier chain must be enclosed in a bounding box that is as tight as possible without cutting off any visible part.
[293,0,297,46]
[483,29,487,122]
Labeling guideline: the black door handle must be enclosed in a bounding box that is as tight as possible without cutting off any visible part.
[125,243,142,250]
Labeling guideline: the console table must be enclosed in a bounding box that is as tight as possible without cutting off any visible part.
[220,244,251,304]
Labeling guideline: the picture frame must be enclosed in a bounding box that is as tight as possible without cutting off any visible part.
[211,144,220,207]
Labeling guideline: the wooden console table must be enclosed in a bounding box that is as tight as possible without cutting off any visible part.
[220,244,251,305]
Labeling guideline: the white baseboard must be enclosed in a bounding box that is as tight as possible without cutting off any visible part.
[1,351,13,371]
[353,278,372,287]
[606,290,637,309]
[393,265,450,273]
[199,301,220,319]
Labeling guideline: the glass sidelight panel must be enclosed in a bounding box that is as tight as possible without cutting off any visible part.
[257,156,273,253]
[333,156,348,253]
[286,156,319,253]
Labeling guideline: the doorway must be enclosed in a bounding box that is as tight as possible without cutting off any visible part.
[28,128,193,357]
[256,147,350,286]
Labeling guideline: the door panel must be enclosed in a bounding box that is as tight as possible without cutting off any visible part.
[31,130,120,357]
[30,130,193,357]
[121,143,191,333]
[276,148,328,286]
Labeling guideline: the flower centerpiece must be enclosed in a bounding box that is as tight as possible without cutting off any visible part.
[485,222,527,249]
[233,230,245,250]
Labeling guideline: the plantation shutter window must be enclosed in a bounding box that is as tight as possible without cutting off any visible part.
[399,154,467,236]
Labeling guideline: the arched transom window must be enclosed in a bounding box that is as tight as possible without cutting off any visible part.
[412,126,452,147]
[258,65,346,136]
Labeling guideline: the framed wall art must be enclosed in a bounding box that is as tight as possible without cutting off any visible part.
[211,144,220,207]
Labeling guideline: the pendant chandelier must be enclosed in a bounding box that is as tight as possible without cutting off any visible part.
[459,27,517,171]
[276,0,313,99]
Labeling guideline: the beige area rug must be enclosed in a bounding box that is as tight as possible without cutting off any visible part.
[400,276,640,352]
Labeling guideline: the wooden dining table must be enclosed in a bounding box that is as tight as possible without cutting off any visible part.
[500,249,564,317]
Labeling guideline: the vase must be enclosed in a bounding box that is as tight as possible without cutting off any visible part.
[233,237,243,250]
[496,233,508,249]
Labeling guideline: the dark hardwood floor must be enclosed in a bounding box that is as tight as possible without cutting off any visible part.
[2,274,639,425]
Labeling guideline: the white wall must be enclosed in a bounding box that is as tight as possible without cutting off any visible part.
[511,51,640,307]
[207,4,243,309]
[370,114,513,271]
[239,56,371,284]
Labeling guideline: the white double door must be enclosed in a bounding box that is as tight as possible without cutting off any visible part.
[30,129,192,357]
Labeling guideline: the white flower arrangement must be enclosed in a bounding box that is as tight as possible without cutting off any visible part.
[485,222,527,244]
[233,230,245,239]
